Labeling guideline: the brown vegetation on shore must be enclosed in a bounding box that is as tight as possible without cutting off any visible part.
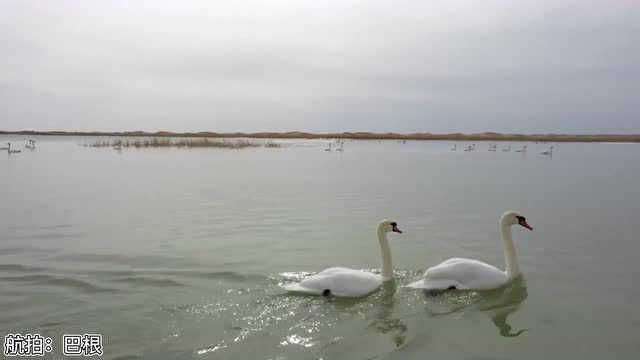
[3,130,640,143]
[83,138,279,149]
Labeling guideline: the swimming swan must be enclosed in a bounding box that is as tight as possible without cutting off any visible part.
[406,211,532,291]
[541,146,554,156]
[6,142,21,154]
[283,220,403,297]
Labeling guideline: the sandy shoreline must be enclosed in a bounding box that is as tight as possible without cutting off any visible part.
[1,130,639,143]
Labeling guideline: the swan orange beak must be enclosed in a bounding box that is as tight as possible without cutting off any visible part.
[519,219,533,231]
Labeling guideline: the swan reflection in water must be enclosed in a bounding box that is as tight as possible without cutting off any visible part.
[421,277,529,338]
[332,276,527,350]
[306,279,408,358]
[479,278,528,337]
[368,280,408,348]
[321,280,408,350]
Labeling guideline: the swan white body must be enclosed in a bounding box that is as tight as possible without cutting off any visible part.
[283,220,402,297]
[283,267,383,297]
[6,143,21,154]
[408,257,508,290]
[407,211,532,291]
[25,139,36,150]
[541,146,554,155]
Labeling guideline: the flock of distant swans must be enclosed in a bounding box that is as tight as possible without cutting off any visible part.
[2,140,36,154]
[283,211,533,297]
[453,143,553,156]
[451,144,553,156]
[324,139,345,152]
[4,138,554,157]
[324,140,554,156]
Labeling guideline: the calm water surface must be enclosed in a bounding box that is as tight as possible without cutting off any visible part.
[1,136,639,359]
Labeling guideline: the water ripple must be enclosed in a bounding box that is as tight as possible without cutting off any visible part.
[112,276,185,287]
[0,264,47,272]
[0,274,118,294]
[48,253,197,268]
[0,247,60,255]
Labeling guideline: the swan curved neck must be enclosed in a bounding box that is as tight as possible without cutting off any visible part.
[500,218,520,279]
[377,227,393,282]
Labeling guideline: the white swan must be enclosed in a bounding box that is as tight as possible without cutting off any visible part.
[406,211,532,291]
[6,142,21,154]
[283,220,403,297]
[25,140,36,150]
[324,143,332,152]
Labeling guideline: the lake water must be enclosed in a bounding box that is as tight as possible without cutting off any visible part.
[1,136,639,359]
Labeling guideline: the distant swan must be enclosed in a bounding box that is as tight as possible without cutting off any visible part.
[406,211,532,291]
[283,220,403,297]
[502,145,511,152]
[25,139,36,150]
[541,146,554,155]
[6,142,21,154]
[335,142,344,152]
[515,145,527,153]
[451,144,456,151]
[324,143,332,152]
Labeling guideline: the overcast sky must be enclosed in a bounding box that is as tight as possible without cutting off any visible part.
[1,0,638,133]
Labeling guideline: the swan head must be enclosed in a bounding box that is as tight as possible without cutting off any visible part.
[378,220,403,234]
[502,211,533,231]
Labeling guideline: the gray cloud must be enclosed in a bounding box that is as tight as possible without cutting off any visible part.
[1,0,639,133]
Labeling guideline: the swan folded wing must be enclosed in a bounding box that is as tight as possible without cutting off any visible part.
[281,283,324,295]
[403,258,471,289]
[404,278,459,290]
[423,258,508,290]
[294,268,382,297]
[314,267,354,276]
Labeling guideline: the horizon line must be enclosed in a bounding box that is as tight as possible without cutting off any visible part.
[2,130,640,143]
